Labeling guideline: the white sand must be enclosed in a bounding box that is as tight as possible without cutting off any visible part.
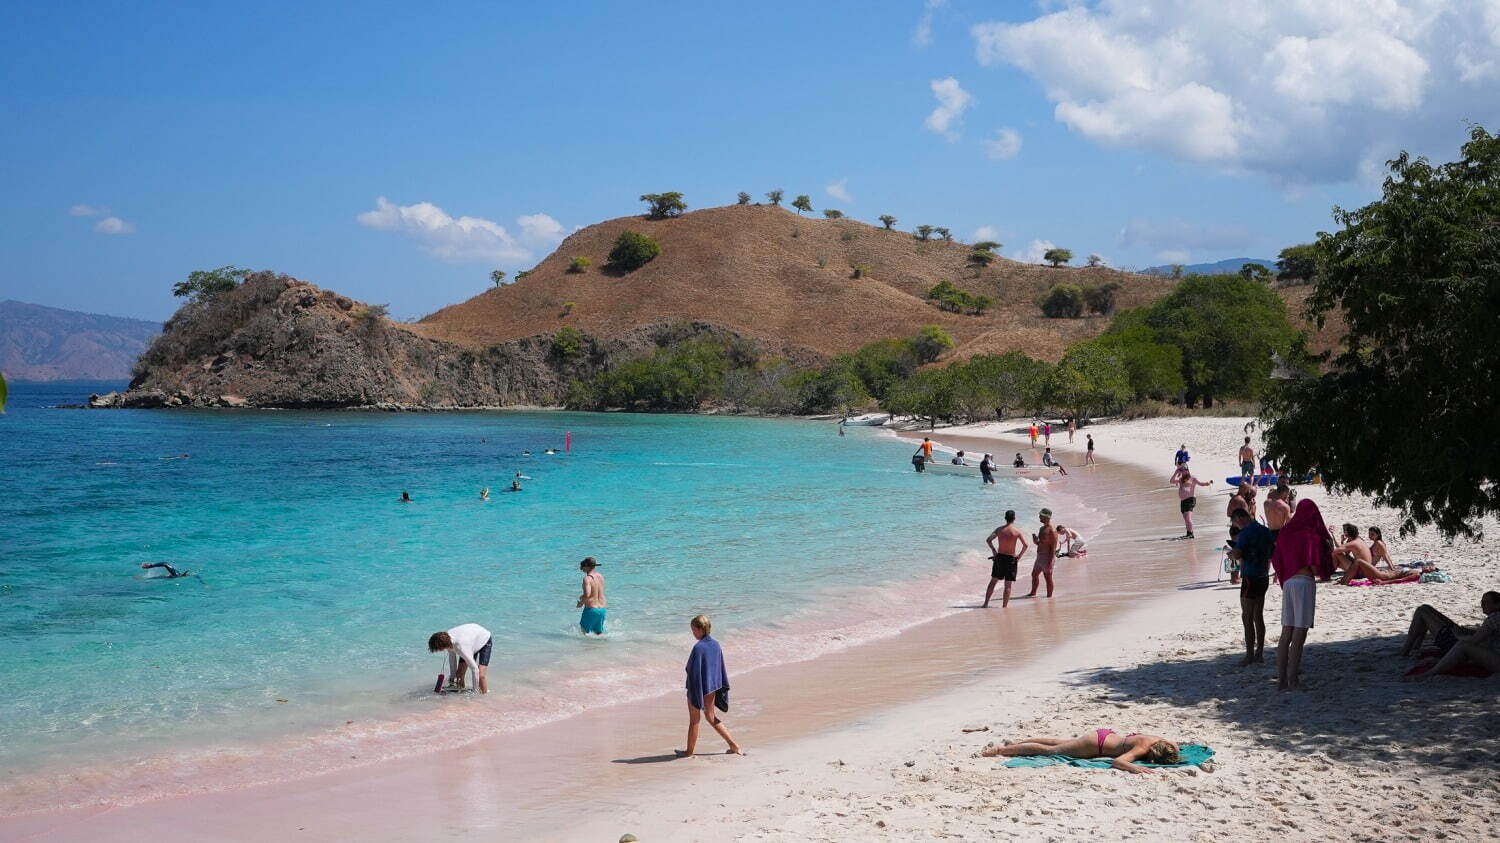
[564,417,1500,842]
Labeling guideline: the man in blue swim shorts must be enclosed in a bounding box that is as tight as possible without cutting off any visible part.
[577,557,607,634]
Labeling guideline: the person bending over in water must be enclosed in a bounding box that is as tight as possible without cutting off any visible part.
[1053,524,1086,558]
[981,731,1181,774]
[1407,592,1500,679]
[577,557,607,634]
[140,562,187,578]
[677,615,745,758]
[428,623,492,694]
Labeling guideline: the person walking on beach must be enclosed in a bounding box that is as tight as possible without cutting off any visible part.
[1270,499,1335,691]
[1028,508,1059,598]
[983,510,1029,608]
[1171,466,1212,538]
[979,453,995,485]
[1044,422,1052,446]
[1067,417,1076,443]
[577,557,607,635]
[1238,437,1256,480]
[1029,422,1038,448]
[428,623,492,694]
[677,615,744,758]
[1174,444,1190,467]
[1228,509,1275,665]
[1085,434,1096,466]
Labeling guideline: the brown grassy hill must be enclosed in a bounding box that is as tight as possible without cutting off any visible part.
[414,205,1182,362]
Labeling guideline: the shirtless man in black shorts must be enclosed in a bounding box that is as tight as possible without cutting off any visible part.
[983,510,1030,609]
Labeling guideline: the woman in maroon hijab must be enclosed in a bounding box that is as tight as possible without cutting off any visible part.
[1270,499,1335,691]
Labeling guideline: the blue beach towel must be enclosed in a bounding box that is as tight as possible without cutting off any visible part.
[1004,743,1215,769]
[686,635,730,712]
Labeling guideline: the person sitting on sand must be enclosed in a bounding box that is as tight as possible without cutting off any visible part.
[677,615,744,758]
[1330,523,1377,583]
[1041,448,1068,475]
[1053,524,1086,558]
[140,561,187,578]
[980,731,1181,774]
[1368,527,1393,570]
[1407,592,1500,679]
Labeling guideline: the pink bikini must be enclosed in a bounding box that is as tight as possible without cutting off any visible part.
[1095,729,1140,754]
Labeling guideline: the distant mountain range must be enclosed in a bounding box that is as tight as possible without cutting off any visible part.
[1140,257,1277,276]
[0,300,160,381]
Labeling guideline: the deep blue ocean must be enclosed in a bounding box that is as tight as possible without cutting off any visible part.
[0,380,1034,797]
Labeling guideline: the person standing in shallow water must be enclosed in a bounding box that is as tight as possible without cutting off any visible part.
[984,509,1029,608]
[1028,508,1059,598]
[1170,465,1211,538]
[577,557,607,634]
[1085,433,1096,465]
[677,615,744,758]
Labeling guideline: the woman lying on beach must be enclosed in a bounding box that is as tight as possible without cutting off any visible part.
[981,730,1180,774]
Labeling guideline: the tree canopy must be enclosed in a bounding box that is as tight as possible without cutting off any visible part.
[490,269,507,287]
[822,209,844,219]
[1262,126,1500,538]
[1040,284,1085,318]
[639,192,686,219]
[1276,243,1318,282]
[607,230,661,271]
[910,325,954,363]
[791,194,813,214]
[736,191,751,205]
[878,214,897,230]
[172,266,249,300]
[1043,248,1073,267]
[766,189,784,205]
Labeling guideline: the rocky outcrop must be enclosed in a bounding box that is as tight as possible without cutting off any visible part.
[106,272,802,410]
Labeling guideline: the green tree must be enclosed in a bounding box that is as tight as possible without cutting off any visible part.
[1238,262,1272,281]
[1276,243,1318,283]
[1043,248,1073,267]
[1088,312,1185,400]
[946,351,1049,421]
[1144,274,1299,407]
[967,248,996,273]
[568,256,592,273]
[1262,127,1500,537]
[606,230,661,271]
[1171,264,1185,279]
[1039,284,1085,318]
[1045,344,1131,419]
[822,209,844,219]
[1083,282,1120,315]
[766,189,784,206]
[934,227,952,242]
[639,192,687,219]
[927,280,991,315]
[882,367,956,430]
[551,326,587,361]
[490,269,507,288]
[792,194,813,215]
[846,338,920,401]
[910,325,954,363]
[878,214,897,230]
[515,269,532,281]
[973,240,1002,252]
[1087,254,1103,267]
[915,225,934,241]
[736,191,752,205]
[172,266,249,300]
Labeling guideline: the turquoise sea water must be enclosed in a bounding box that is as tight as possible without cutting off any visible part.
[0,382,1034,806]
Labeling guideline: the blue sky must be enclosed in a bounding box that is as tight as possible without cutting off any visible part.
[2,1,1495,322]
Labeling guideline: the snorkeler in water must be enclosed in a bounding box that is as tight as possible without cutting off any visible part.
[140,562,188,578]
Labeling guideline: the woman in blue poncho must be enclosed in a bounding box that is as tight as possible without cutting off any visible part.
[676,614,746,758]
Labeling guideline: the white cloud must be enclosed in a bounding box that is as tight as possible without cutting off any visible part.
[357,197,564,264]
[924,76,973,140]
[1117,218,1252,252]
[971,1,1500,184]
[1012,239,1057,264]
[973,225,1002,243]
[825,178,852,203]
[94,216,135,235]
[913,0,947,47]
[1156,249,1192,264]
[983,127,1023,160]
[70,204,107,217]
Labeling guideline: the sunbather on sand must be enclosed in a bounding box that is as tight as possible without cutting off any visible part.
[1338,556,1423,584]
[1406,592,1500,679]
[981,730,1180,774]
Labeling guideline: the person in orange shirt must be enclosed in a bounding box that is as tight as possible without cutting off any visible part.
[1029,422,1038,448]
[922,437,934,459]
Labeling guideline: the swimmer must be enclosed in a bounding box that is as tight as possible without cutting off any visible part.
[544,448,559,455]
[514,470,533,481]
[480,487,490,501]
[1012,453,1025,468]
[510,478,523,492]
[400,491,413,503]
[521,450,533,457]
[140,562,188,578]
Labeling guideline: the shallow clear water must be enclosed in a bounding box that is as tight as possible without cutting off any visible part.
[0,382,1034,787]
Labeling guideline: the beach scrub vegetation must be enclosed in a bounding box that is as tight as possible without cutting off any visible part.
[823,209,844,219]
[883,367,957,430]
[878,214,897,230]
[1043,248,1073,267]
[934,227,953,242]
[550,326,587,362]
[792,194,813,215]
[915,225,935,241]
[352,303,389,335]
[1275,243,1318,284]
[490,269,507,287]
[606,230,661,271]
[910,325,955,363]
[1238,262,1272,281]
[640,192,686,219]
[1084,281,1121,315]
[736,191,751,205]
[1141,273,1301,408]
[1040,283,1086,318]
[567,256,592,273]
[766,189,784,205]
[1261,127,1500,539]
[927,280,992,315]
[967,248,996,274]
[850,263,873,279]
[172,266,250,301]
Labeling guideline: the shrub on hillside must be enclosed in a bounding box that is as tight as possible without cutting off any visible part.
[915,225,934,241]
[607,230,661,271]
[911,325,954,363]
[172,266,250,301]
[823,209,844,219]
[1039,284,1085,318]
[639,192,686,219]
[1084,282,1120,315]
[766,189,784,205]
[792,195,813,214]
[878,214,897,230]
[551,326,587,361]
[568,256,592,273]
[736,191,751,205]
[927,280,991,315]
